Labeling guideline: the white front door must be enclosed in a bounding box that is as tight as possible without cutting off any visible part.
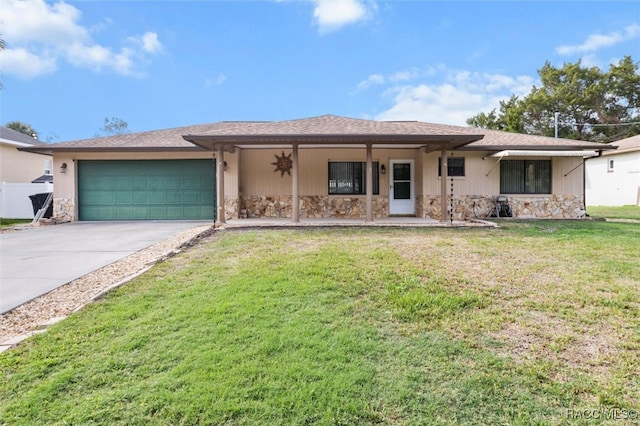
[389,159,415,215]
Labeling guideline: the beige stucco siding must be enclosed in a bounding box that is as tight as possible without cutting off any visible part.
[421,152,584,196]
[422,151,500,195]
[551,157,584,194]
[48,146,588,222]
[240,147,421,196]
[1,144,51,183]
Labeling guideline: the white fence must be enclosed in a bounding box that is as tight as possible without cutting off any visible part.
[0,182,53,219]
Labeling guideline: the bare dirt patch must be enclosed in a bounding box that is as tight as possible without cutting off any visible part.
[384,231,628,376]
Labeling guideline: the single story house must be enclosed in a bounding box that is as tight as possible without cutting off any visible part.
[585,135,640,206]
[22,115,615,223]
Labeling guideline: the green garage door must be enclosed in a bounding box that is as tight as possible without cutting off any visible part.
[78,160,215,221]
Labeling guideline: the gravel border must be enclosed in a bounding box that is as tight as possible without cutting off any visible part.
[0,224,214,349]
[0,220,495,351]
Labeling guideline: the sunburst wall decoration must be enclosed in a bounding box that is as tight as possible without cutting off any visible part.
[272,151,293,176]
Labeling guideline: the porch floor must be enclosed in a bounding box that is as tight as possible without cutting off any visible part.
[218,217,497,229]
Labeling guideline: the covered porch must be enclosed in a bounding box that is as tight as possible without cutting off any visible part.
[183,115,485,225]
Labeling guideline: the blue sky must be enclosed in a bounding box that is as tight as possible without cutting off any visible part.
[1,0,639,142]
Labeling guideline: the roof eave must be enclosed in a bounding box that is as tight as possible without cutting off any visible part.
[601,146,640,155]
[182,134,484,150]
[18,146,207,154]
[459,144,618,152]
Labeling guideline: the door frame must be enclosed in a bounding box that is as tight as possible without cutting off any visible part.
[388,159,415,216]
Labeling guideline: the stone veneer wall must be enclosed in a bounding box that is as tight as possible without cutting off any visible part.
[240,195,388,219]
[54,194,583,222]
[53,197,75,222]
[53,197,239,222]
[421,195,585,220]
[223,198,239,221]
[416,195,424,219]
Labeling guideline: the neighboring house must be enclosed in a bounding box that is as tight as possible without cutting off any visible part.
[585,135,640,207]
[22,115,614,223]
[0,126,52,183]
[0,126,53,218]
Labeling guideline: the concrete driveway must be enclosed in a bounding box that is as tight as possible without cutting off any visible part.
[0,221,210,314]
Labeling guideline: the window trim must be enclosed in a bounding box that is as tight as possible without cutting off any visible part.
[328,161,380,195]
[438,157,465,177]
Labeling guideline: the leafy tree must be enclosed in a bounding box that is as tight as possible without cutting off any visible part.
[6,121,38,139]
[97,117,130,136]
[467,56,640,142]
[599,56,640,141]
[466,95,525,133]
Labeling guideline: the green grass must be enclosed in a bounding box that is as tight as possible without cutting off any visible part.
[1,222,639,424]
[586,205,640,220]
[0,218,31,228]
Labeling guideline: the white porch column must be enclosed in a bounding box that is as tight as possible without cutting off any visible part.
[292,144,299,223]
[216,145,226,225]
[366,143,373,223]
[440,148,448,223]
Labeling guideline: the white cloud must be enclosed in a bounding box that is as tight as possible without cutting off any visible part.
[556,24,640,55]
[375,83,495,126]
[312,0,375,33]
[367,66,535,126]
[65,42,139,76]
[389,68,419,82]
[356,73,385,90]
[1,0,87,45]
[356,67,434,92]
[0,48,57,78]
[0,0,163,78]
[140,32,163,54]
[216,73,227,85]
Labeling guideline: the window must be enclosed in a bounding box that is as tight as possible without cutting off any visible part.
[500,160,551,194]
[608,159,614,172]
[44,160,52,175]
[438,157,465,177]
[328,161,379,195]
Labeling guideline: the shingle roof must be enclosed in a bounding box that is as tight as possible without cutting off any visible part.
[602,134,640,155]
[183,115,485,149]
[0,126,46,146]
[184,114,612,151]
[20,121,260,153]
[21,114,616,153]
[190,114,478,137]
[461,128,615,150]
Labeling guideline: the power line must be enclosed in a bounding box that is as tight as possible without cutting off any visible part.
[558,122,639,127]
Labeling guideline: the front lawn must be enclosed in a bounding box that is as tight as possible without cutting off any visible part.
[0,218,31,228]
[586,205,640,220]
[1,221,639,424]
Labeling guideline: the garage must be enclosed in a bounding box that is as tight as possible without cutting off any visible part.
[78,159,215,221]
